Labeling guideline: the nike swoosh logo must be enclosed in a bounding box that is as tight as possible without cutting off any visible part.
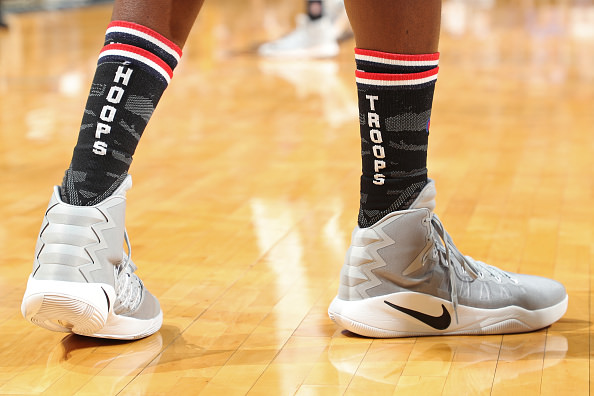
[384,300,451,330]
[101,286,111,312]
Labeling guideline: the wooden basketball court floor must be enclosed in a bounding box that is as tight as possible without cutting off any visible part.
[0,0,593,394]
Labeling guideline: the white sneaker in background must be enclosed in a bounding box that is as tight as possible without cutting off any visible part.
[258,14,340,59]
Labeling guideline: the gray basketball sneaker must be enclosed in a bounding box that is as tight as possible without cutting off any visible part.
[328,180,568,337]
[21,176,162,340]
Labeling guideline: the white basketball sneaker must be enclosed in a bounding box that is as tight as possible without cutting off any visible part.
[21,176,162,340]
[329,180,568,337]
[258,14,339,59]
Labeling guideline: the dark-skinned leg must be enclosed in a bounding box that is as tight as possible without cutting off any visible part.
[22,0,206,340]
[62,0,205,205]
[328,1,568,338]
[344,0,440,54]
[112,0,205,48]
[0,0,7,29]
[344,0,442,227]
[307,0,323,20]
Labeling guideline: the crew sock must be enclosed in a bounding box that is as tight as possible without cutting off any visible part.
[355,48,439,227]
[62,21,182,205]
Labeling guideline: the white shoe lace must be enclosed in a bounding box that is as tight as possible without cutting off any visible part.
[113,231,144,316]
[429,214,518,323]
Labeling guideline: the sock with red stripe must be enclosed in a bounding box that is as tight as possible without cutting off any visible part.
[61,21,182,205]
[354,48,439,227]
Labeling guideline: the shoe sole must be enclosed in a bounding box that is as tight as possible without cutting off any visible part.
[21,276,162,340]
[328,291,568,338]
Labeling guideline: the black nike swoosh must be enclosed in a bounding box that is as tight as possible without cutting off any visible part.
[101,286,110,312]
[384,300,451,330]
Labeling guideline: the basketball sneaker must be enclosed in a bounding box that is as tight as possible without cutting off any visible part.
[21,175,162,340]
[328,180,568,337]
[325,0,352,41]
[258,14,339,59]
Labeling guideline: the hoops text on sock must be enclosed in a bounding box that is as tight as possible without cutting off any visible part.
[92,64,133,156]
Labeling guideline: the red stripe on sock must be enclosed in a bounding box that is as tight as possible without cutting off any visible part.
[355,48,439,62]
[108,20,183,57]
[356,67,439,82]
[100,43,174,78]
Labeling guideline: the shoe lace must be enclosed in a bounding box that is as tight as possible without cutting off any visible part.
[430,214,518,324]
[113,230,144,315]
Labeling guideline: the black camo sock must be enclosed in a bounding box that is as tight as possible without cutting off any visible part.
[354,48,439,227]
[62,21,182,205]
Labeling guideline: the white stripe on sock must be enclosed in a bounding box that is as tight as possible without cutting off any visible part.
[106,26,181,63]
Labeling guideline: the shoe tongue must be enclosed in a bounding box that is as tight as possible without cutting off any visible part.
[409,179,436,211]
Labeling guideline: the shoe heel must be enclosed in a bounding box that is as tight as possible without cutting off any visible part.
[21,277,112,336]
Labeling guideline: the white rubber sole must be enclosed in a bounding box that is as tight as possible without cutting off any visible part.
[21,276,162,340]
[328,291,568,338]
